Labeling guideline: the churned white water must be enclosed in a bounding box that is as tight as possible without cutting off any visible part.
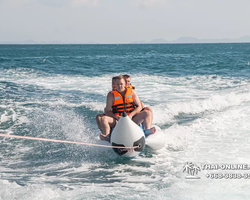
[1,70,250,200]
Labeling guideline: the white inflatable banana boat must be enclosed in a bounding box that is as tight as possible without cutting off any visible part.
[110,112,166,157]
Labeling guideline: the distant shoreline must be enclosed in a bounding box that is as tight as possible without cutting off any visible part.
[1,36,250,45]
[1,42,250,45]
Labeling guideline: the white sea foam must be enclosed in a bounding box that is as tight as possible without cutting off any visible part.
[1,68,250,199]
[0,111,10,123]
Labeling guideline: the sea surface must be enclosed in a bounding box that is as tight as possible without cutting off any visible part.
[1,43,250,199]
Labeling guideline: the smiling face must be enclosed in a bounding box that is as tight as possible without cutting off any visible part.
[115,77,126,93]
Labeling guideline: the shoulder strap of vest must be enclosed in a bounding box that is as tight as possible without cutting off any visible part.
[110,90,118,95]
[126,85,135,90]
[126,87,132,93]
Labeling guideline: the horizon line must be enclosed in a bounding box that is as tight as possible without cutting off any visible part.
[1,41,250,45]
[1,35,250,45]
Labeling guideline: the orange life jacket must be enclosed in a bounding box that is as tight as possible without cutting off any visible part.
[111,87,136,116]
[127,85,135,90]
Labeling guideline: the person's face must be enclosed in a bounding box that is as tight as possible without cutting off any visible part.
[115,79,126,92]
[125,78,131,87]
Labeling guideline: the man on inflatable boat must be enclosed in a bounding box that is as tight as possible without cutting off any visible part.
[99,75,156,141]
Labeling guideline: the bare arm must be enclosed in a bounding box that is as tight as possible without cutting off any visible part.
[104,92,120,121]
[129,90,142,118]
[133,89,145,108]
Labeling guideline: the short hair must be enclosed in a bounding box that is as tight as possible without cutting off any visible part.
[112,76,118,81]
[123,74,130,79]
[115,75,125,81]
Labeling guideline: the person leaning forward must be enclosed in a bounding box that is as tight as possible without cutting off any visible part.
[99,75,156,141]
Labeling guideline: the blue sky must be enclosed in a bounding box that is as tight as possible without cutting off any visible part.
[0,0,249,43]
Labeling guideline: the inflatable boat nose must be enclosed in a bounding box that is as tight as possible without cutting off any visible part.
[122,111,127,117]
[111,110,145,157]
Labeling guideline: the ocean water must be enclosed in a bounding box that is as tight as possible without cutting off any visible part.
[1,43,250,199]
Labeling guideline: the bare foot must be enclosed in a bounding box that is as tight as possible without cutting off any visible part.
[144,127,156,136]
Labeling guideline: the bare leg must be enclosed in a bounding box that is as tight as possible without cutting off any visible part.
[132,110,156,135]
[144,106,153,122]
[132,110,148,125]
[141,110,155,134]
[96,114,104,132]
[142,106,154,136]
[98,115,117,140]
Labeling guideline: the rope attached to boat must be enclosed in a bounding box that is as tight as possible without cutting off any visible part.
[0,133,138,149]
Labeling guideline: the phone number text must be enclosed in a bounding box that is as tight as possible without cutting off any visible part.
[206,173,250,179]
